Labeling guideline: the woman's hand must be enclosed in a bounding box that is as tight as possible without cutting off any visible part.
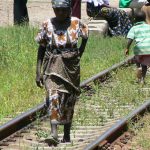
[36,74,43,88]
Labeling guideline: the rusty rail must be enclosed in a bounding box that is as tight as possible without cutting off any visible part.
[80,56,133,87]
[0,103,47,141]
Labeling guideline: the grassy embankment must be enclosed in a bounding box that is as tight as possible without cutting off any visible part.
[129,114,150,150]
[0,25,126,122]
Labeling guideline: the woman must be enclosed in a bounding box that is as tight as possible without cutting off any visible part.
[87,0,132,36]
[14,0,29,25]
[35,0,88,143]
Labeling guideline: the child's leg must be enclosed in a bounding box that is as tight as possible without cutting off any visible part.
[136,62,142,82]
[141,64,147,83]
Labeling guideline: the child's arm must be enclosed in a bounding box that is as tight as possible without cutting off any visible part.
[125,38,133,56]
[36,45,46,88]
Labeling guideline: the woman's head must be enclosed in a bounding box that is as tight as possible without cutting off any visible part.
[52,0,71,22]
[134,10,146,22]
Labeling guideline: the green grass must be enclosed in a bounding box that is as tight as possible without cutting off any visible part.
[80,35,126,80]
[73,66,150,126]
[0,26,126,122]
[0,26,44,120]
[129,114,150,150]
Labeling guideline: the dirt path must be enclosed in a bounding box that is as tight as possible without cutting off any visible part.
[0,0,119,27]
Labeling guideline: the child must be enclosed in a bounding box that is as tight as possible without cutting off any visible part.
[35,0,88,143]
[125,10,150,84]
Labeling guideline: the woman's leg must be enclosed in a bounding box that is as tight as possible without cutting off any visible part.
[45,77,77,142]
[46,90,59,140]
[62,122,72,142]
[51,123,58,140]
[61,93,76,142]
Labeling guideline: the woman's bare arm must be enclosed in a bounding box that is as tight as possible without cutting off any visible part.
[36,45,46,88]
[79,38,88,57]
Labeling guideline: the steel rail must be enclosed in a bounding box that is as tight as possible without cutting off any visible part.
[80,56,133,87]
[0,103,47,141]
[0,56,133,142]
[84,100,150,150]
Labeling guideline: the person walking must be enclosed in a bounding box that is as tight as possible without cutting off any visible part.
[125,11,150,84]
[71,0,81,19]
[14,0,29,25]
[35,0,88,143]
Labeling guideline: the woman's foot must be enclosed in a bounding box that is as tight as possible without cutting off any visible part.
[45,135,59,146]
[45,123,59,145]
[61,136,71,143]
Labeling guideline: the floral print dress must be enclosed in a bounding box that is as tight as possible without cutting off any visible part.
[35,17,88,125]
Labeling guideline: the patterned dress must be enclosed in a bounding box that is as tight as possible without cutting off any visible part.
[35,17,88,125]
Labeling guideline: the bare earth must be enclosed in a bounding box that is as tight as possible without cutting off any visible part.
[0,0,119,27]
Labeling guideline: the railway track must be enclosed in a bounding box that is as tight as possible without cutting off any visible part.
[1,56,149,150]
[84,100,150,150]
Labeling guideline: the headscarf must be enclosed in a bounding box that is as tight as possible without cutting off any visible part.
[52,0,71,8]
